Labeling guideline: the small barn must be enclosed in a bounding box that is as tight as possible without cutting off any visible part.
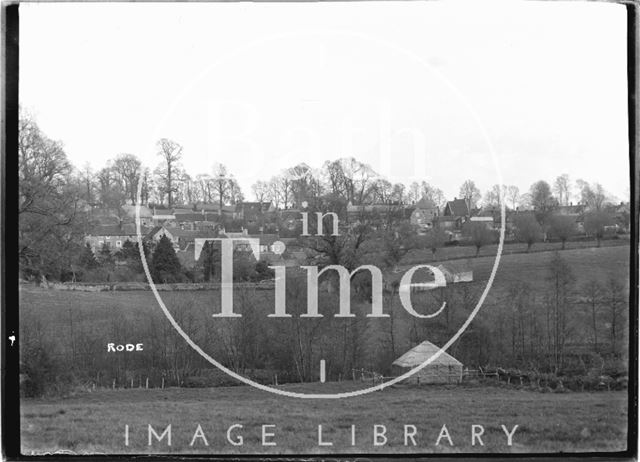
[392,340,463,384]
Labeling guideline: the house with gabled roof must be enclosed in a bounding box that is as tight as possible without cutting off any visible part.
[144,225,176,248]
[443,198,470,218]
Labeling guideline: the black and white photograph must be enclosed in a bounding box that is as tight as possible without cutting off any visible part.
[7,0,637,457]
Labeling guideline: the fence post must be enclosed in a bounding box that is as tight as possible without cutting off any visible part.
[146,377,149,389]
[130,378,134,388]
[275,374,278,386]
[352,370,356,381]
[161,377,165,389]
[112,379,116,389]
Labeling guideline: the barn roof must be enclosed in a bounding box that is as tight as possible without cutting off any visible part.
[392,340,462,368]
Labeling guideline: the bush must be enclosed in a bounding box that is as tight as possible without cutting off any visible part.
[20,342,73,397]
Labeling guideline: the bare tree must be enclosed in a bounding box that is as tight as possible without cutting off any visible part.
[321,157,378,204]
[459,179,481,211]
[286,163,321,207]
[406,182,421,204]
[252,180,270,203]
[112,153,142,204]
[268,174,293,210]
[210,163,242,214]
[155,138,183,208]
[553,174,571,206]
[78,163,97,206]
[506,185,520,210]
[390,183,406,203]
[576,180,608,211]
[140,167,152,205]
[483,184,506,209]
[605,277,626,357]
[371,178,393,203]
[546,252,575,371]
[581,280,603,353]
[420,181,446,208]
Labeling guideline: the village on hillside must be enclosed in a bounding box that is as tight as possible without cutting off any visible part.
[80,192,630,282]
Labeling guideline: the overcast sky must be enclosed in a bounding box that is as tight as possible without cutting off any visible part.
[20,1,629,202]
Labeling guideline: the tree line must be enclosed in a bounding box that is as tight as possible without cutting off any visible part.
[19,109,628,282]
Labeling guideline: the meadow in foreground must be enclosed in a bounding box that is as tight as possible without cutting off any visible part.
[21,383,628,455]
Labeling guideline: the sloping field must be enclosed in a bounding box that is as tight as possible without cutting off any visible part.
[19,244,631,358]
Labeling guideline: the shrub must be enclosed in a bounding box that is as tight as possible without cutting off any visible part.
[20,341,70,397]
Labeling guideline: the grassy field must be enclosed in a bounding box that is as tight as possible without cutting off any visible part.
[19,244,631,373]
[403,236,629,264]
[20,244,631,321]
[19,244,631,455]
[20,382,628,455]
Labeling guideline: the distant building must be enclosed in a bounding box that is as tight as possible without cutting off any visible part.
[173,210,220,232]
[443,198,470,218]
[410,196,439,231]
[85,223,147,253]
[144,226,176,248]
[392,340,463,384]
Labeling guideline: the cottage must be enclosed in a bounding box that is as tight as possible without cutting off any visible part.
[410,196,439,231]
[85,223,147,253]
[173,210,220,231]
[392,340,463,384]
